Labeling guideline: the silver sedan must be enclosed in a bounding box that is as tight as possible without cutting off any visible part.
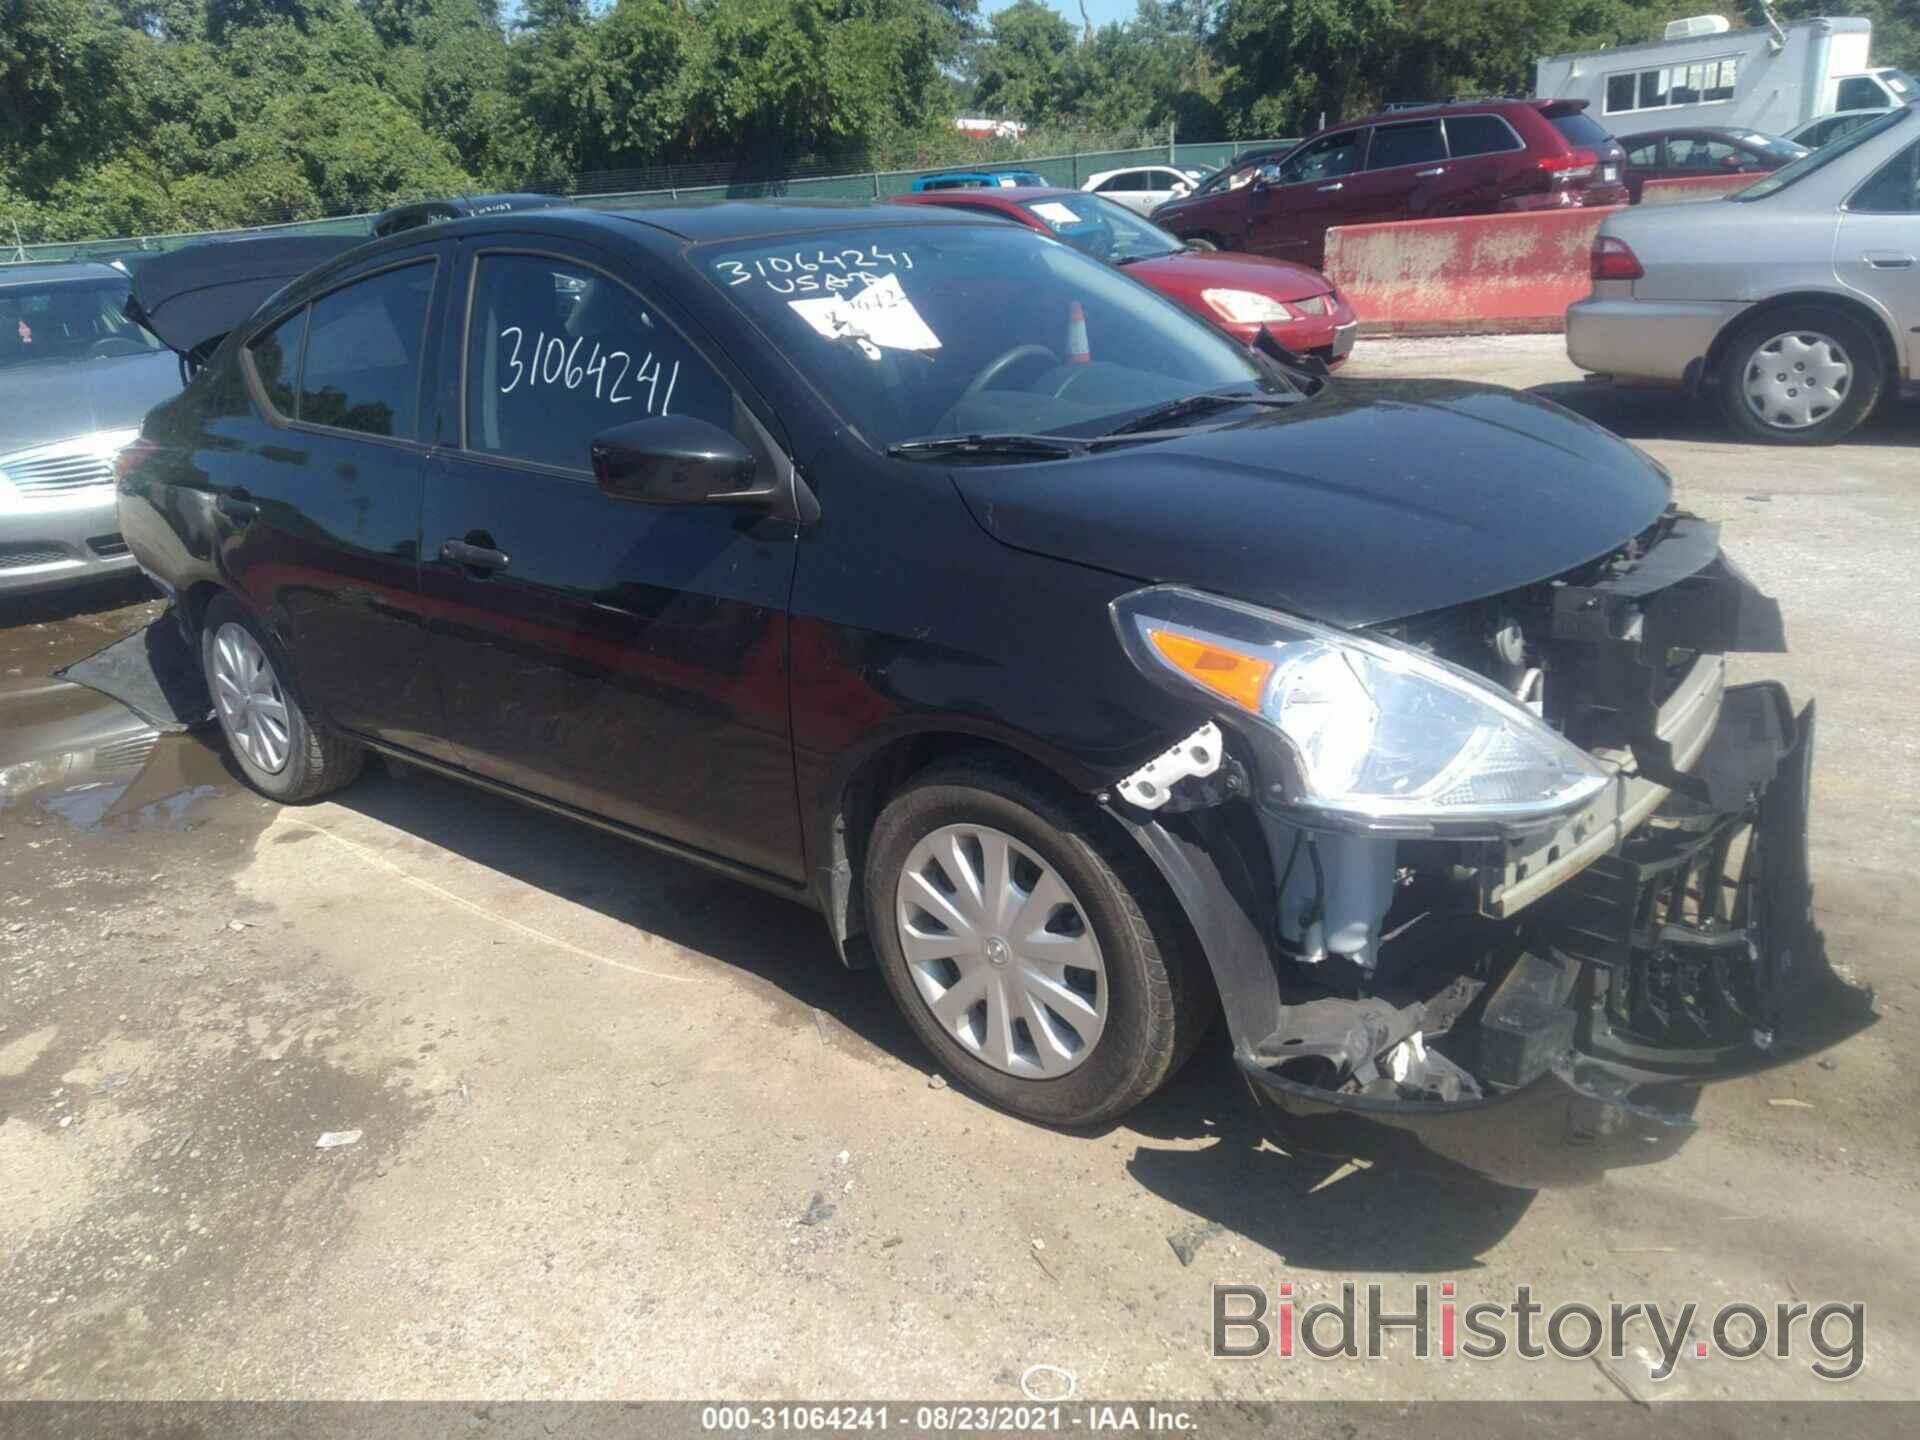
[1,261,182,594]
[1569,101,1919,444]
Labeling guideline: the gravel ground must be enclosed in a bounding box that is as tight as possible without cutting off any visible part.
[1,336,1916,1404]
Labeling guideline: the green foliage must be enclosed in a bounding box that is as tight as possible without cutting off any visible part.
[5,0,1916,244]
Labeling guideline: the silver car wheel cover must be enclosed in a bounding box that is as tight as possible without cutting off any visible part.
[211,622,292,775]
[1742,330,1853,430]
[894,823,1108,1078]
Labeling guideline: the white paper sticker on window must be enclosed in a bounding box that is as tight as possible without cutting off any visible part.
[788,274,941,354]
[1029,201,1083,228]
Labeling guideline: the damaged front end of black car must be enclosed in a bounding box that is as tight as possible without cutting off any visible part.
[1102,511,1874,1188]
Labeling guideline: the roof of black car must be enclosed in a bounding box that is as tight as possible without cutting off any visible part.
[0,259,127,288]
[602,199,985,242]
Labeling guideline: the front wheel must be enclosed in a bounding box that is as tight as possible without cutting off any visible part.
[1718,306,1884,445]
[864,758,1212,1128]
[201,595,364,802]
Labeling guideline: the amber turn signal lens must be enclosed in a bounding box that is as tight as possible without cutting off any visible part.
[1146,628,1274,713]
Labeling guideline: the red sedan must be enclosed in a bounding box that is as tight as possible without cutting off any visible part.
[888,186,1359,366]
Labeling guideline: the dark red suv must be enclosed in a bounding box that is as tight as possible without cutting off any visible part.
[1151,100,1629,268]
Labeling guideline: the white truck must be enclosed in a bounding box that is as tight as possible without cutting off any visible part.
[1535,12,1913,138]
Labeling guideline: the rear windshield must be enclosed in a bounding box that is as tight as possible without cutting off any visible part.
[1735,103,1915,201]
[0,279,166,369]
[1548,110,1615,149]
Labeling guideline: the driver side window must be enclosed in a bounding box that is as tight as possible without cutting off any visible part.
[1275,130,1367,185]
[463,254,734,472]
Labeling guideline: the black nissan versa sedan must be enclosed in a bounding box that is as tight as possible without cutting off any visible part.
[113,202,1872,1187]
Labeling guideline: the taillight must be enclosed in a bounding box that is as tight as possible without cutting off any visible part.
[1591,235,1643,281]
[1539,147,1599,180]
[113,436,160,485]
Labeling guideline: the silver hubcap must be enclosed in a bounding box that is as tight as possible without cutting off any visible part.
[894,823,1107,1078]
[211,622,291,774]
[1743,331,1852,430]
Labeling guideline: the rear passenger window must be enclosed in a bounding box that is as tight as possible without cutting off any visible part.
[464,254,734,473]
[299,263,435,439]
[1446,115,1523,158]
[1623,137,1665,169]
[1851,140,1920,213]
[247,309,305,418]
[1369,120,1446,169]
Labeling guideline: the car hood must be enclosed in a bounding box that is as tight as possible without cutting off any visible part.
[1122,249,1331,301]
[0,352,182,456]
[949,379,1673,629]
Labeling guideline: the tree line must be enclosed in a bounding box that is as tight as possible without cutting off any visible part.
[3,0,1915,243]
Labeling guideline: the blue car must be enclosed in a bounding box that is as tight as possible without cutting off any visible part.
[910,169,1049,192]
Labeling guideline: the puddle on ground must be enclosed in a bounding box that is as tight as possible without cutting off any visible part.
[0,679,232,837]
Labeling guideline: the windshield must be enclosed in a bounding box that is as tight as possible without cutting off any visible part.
[1738,131,1810,160]
[1736,103,1915,199]
[701,224,1281,448]
[0,279,165,369]
[1549,110,1616,149]
[1016,193,1183,264]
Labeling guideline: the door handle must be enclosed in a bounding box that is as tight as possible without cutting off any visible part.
[215,490,258,522]
[441,538,511,575]
[1415,166,1447,178]
[1316,182,1344,193]
[1865,252,1915,269]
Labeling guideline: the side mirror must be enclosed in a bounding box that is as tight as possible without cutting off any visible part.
[590,415,771,508]
[1255,163,1283,189]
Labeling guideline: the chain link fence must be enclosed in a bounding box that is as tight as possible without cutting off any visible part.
[7,139,1297,264]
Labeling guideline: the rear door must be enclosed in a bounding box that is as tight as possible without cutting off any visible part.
[1244,128,1370,265]
[418,241,804,882]
[1838,137,1920,380]
[1439,112,1534,210]
[220,248,453,756]
[1093,170,1158,215]
[1350,118,1455,223]
[1620,132,1668,200]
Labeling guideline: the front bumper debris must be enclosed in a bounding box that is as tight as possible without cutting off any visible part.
[1238,681,1875,1187]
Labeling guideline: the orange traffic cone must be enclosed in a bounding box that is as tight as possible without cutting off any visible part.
[1066,301,1091,363]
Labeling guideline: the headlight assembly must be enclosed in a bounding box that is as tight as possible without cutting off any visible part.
[1112,585,1612,836]
[1200,288,1297,325]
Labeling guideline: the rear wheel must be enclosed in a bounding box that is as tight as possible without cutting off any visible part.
[200,595,363,802]
[1718,305,1883,445]
[864,757,1212,1128]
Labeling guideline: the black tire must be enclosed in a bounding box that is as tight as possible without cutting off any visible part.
[864,755,1213,1128]
[1717,305,1884,445]
[199,594,364,803]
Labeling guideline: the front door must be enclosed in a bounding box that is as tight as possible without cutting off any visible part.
[1837,137,1920,382]
[1244,127,1370,266]
[418,244,804,882]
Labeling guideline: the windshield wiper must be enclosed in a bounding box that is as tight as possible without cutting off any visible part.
[1115,250,1182,267]
[887,432,1088,460]
[1101,390,1297,438]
